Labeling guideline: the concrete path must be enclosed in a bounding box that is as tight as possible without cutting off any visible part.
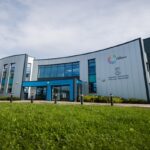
[0,100,150,108]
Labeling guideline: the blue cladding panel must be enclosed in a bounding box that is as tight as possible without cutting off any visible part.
[23,79,74,101]
[22,81,48,87]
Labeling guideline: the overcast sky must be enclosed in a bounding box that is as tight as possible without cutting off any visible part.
[0,0,150,59]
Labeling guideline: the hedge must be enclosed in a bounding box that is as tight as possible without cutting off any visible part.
[83,95,148,104]
[0,96,20,100]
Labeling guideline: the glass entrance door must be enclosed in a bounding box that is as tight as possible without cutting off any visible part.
[52,86,70,101]
[60,86,70,101]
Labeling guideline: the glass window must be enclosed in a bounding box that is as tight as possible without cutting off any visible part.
[38,66,45,78]
[4,64,8,69]
[36,87,47,100]
[89,75,96,82]
[38,62,79,79]
[0,64,8,93]
[51,65,57,77]
[26,63,31,74]
[88,59,96,93]
[72,62,79,76]
[57,64,64,77]
[64,63,72,77]
[7,63,15,93]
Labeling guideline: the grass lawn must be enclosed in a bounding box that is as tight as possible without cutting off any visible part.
[0,103,150,150]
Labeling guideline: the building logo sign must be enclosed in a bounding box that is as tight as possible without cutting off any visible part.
[108,67,129,80]
[108,55,117,64]
[108,55,127,64]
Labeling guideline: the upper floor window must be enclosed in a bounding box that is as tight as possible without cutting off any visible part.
[38,62,80,79]
[25,63,31,80]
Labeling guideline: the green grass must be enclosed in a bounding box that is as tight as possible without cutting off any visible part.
[0,103,150,150]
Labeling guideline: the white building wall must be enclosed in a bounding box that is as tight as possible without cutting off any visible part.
[95,40,147,100]
[31,39,148,100]
[0,54,26,97]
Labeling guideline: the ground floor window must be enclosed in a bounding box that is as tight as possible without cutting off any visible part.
[36,87,47,100]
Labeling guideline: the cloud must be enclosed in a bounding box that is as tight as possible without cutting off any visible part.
[0,0,150,59]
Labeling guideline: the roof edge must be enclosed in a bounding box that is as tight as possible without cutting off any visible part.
[0,54,28,60]
[35,38,141,61]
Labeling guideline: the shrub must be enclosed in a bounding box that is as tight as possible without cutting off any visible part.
[83,95,97,102]
[122,98,147,104]
[0,96,20,101]
[98,96,109,103]
[113,97,124,103]
[83,95,147,104]
[83,95,110,103]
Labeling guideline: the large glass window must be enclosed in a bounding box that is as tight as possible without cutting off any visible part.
[26,63,31,80]
[36,87,47,100]
[57,64,64,77]
[7,63,15,93]
[72,62,79,76]
[38,62,79,79]
[88,59,96,93]
[64,63,73,77]
[0,64,8,93]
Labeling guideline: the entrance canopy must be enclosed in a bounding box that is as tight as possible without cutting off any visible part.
[22,79,74,101]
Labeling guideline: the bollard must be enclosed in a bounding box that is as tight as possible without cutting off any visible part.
[10,94,13,103]
[31,95,33,103]
[54,94,57,104]
[110,93,113,106]
[81,94,83,105]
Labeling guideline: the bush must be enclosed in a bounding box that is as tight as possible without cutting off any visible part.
[113,97,124,103]
[83,95,110,103]
[98,96,109,103]
[122,98,147,104]
[83,95,97,102]
[0,96,20,101]
[83,95,147,104]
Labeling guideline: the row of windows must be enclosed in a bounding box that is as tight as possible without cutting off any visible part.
[7,64,15,93]
[1,65,8,92]
[0,63,15,93]
[38,62,79,78]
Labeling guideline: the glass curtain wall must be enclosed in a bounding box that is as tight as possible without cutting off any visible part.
[38,62,79,78]
[88,59,96,93]
[7,63,15,93]
[1,64,8,93]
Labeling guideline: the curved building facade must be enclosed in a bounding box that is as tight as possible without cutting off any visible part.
[0,38,150,101]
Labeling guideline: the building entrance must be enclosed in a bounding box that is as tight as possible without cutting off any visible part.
[52,85,70,101]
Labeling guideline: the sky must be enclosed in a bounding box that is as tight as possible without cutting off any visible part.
[0,0,150,59]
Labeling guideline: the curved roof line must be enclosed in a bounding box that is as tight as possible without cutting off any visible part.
[0,38,141,61]
[0,54,27,60]
[35,38,141,61]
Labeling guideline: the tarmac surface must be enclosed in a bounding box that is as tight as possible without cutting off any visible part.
[0,100,150,108]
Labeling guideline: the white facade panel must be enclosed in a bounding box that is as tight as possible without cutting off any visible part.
[0,54,26,97]
[30,39,148,100]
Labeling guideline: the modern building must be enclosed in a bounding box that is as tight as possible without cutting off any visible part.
[0,38,150,102]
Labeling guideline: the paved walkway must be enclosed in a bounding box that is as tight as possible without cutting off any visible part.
[0,100,150,108]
